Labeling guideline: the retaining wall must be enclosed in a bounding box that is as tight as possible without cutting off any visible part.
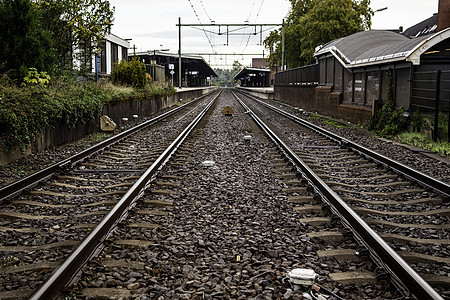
[0,87,217,165]
[274,85,372,125]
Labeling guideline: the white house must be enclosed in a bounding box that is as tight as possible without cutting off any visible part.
[73,33,130,76]
[95,33,131,75]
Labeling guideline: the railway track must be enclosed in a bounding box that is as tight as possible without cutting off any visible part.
[59,89,402,299]
[234,89,450,299]
[0,90,221,299]
[0,88,448,299]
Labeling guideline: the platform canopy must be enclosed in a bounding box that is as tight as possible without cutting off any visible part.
[133,50,217,87]
[234,67,271,87]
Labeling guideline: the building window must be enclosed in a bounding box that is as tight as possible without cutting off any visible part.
[122,46,128,61]
[381,70,389,102]
[334,62,343,91]
[111,43,118,70]
[343,69,353,103]
[319,58,326,85]
[396,68,410,110]
[99,41,107,73]
[326,57,334,85]
[353,72,364,105]
[366,71,379,107]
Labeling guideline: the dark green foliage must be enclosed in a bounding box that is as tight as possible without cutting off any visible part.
[110,57,147,89]
[0,86,61,150]
[409,110,428,129]
[35,0,114,70]
[369,69,406,137]
[0,0,54,80]
[265,0,372,68]
[0,71,175,151]
[0,75,105,150]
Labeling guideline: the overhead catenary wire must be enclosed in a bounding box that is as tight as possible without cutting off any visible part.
[241,0,265,55]
[199,0,213,22]
[178,0,281,68]
[240,0,256,46]
[186,0,215,52]
[198,0,215,47]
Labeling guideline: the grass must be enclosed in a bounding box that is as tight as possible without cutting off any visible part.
[395,132,450,158]
[303,110,449,159]
[308,113,355,130]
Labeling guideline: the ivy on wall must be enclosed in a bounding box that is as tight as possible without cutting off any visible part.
[0,83,105,151]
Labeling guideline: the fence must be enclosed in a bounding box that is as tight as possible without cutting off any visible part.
[275,64,319,86]
[145,64,165,82]
[411,69,450,141]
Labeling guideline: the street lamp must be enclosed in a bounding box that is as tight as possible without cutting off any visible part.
[374,7,388,13]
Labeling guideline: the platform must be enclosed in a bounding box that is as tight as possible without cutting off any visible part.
[236,86,274,100]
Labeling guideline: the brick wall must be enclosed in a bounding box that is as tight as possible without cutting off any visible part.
[438,0,450,32]
[274,85,372,125]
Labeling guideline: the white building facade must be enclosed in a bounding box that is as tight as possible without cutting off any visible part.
[95,34,130,75]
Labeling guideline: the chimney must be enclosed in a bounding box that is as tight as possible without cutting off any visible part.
[438,0,450,32]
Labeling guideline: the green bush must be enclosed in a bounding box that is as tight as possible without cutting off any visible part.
[0,78,105,150]
[0,86,60,150]
[369,69,406,137]
[22,68,51,87]
[110,57,147,89]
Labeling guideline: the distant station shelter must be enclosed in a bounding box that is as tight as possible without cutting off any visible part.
[133,51,217,87]
[234,68,271,87]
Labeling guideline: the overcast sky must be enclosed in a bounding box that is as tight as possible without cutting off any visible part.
[108,0,439,68]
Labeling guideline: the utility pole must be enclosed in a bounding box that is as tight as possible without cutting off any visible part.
[282,18,285,71]
[178,17,182,88]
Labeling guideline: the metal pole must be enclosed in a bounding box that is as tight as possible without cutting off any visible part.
[434,70,441,142]
[95,55,99,82]
[282,18,285,71]
[178,17,182,88]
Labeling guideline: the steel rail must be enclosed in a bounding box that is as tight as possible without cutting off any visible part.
[236,90,450,197]
[232,90,443,300]
[0,89,219,204]
[29,90,222,300]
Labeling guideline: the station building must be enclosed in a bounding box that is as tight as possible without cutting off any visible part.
[95,34,130,75]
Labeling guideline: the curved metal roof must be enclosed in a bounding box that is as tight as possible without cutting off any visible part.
[315,28,450,68]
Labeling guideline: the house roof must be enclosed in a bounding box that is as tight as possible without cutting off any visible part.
[315,28,450,68]
[402,14,437,38]
[106,34,130,48]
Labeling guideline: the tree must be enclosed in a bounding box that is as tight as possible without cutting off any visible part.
[265,0,372,68]
[0,0,54,80]
[33,0,114,69]
[213,61,243,87]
